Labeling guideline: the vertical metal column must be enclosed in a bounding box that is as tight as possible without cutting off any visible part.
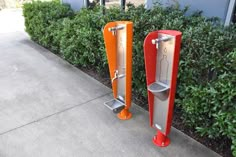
[100,0,106,14]
[120,0,126,10]
[100,0,105,6]
[225,0,236,26]
[84,0,89,8]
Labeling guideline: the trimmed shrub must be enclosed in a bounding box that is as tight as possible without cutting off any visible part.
[23,1,73,50]
[59,7,107,69]
[23,2,236,156]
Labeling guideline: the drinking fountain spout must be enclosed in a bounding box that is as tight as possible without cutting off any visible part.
[111,70,126,83]
[111,70,118,83]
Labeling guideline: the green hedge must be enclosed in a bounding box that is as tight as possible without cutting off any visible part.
[23,2,236,156]
[23,1,73,49]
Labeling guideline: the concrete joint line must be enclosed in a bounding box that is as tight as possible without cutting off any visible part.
[0,92,112,136]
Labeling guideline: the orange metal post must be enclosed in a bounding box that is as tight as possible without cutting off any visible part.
[103,22,118,98]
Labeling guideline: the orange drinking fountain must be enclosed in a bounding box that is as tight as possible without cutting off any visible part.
[103,21,133,120]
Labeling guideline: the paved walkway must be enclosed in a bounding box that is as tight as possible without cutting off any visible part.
[0,9,221,157]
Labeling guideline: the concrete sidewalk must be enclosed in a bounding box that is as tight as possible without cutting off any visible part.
[0,9,221,157]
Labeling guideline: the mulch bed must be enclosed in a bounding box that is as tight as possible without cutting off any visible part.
[80,67,233,157]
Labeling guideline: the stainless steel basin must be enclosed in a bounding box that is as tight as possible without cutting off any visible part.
[148,82,170,101]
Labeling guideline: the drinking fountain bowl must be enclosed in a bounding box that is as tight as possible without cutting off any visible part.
[148,82,170,101]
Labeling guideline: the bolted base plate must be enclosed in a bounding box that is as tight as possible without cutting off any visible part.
[152,131,170,147]
[117,108,132,120]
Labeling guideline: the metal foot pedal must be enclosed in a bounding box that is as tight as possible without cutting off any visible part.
[104,99,125,114]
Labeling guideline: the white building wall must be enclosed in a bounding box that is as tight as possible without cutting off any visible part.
[145,0,235,25]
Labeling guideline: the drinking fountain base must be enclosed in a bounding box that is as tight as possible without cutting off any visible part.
[117,108,132,120]
[153,130,170,147]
